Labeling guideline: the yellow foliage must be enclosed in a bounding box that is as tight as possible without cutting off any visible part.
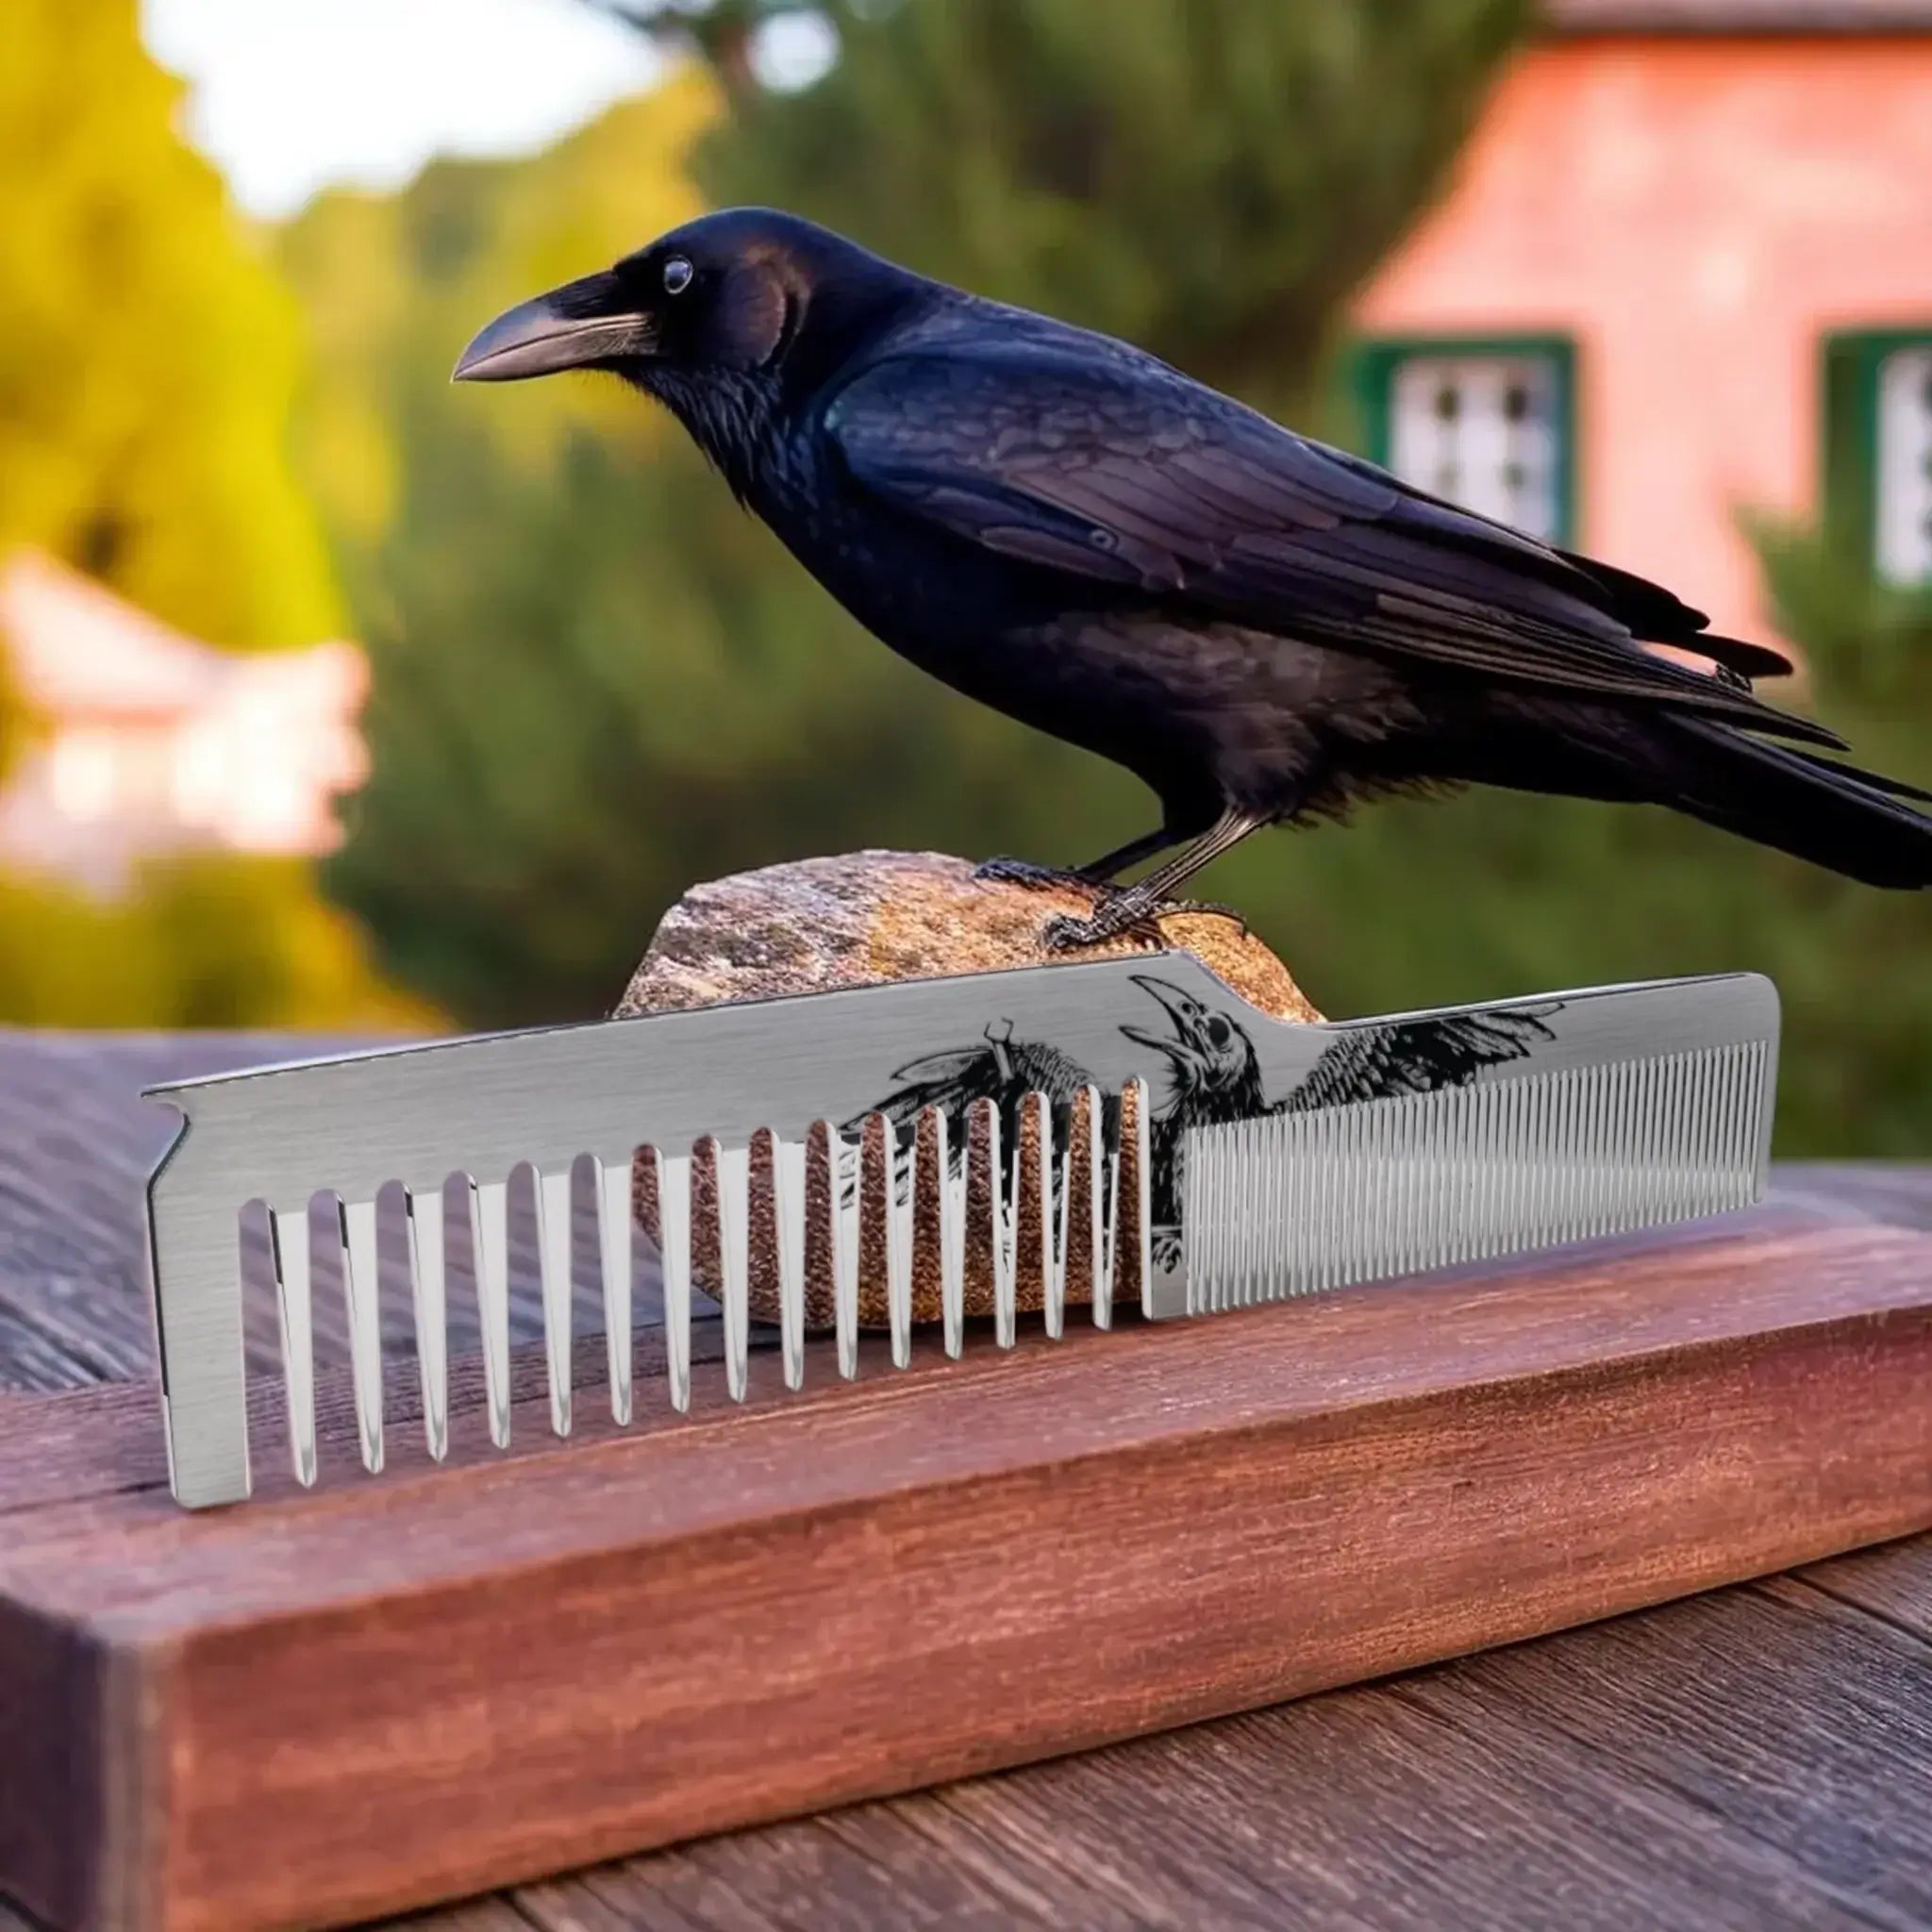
[0,0,340,648]
[0,857,441,1030]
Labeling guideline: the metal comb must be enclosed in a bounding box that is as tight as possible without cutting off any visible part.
[142,956,1779,1507]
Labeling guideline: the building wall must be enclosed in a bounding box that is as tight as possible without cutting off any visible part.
[1352,34,1932,639]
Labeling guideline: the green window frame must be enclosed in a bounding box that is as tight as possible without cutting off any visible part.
[1348,334,1578,547]
[1819,326,1932,587]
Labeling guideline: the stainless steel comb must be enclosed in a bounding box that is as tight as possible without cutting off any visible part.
[142,956,1779,1507]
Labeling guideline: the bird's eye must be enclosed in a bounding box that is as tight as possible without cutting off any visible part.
[1207,1017,1232,1048]
[661,255,694,296]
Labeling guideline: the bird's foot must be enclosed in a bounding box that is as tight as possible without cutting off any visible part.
[1041,890,1249,951]
[974,855,1097,891]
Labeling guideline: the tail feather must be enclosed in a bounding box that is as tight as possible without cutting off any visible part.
[1661,717,1932,888]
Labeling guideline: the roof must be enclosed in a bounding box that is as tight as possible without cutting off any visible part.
[0,548,362,724]
[0,549,220,718]
[1546,0,1932,29]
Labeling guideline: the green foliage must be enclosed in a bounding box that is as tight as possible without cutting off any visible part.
[304,6,1528,1024]
[693,0,1531,409]
[0,0,339,649]
[0,858,434,1029]
[0,2,424,1032]
[300,3,1926,1152]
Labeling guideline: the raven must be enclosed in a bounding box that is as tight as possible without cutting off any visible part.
[1124,974,1557,1239]
[455,208,1932,945]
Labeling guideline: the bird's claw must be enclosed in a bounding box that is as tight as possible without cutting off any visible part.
[1042,891,1249,952]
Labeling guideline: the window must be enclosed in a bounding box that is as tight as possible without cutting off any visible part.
[1821,328,1932,588]
[1352,336,1576,545]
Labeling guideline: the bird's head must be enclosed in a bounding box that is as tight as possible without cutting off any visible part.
[452,209,915,463]
[1121,976,1262,1109]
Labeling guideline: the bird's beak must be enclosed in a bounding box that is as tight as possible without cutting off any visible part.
[1123,975,1210,1073]
[452,274,657,383]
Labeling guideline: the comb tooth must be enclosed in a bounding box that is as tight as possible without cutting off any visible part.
[857,1111,912,1371]
[707,1138,750,1403]
[891,1121,914,1370]
[772,1133,806,1391]
[597,1154,633,1425]
[639,1147,692,1414]
[1058,1097,1074,1337]
[933,1110,967,1358]
[268,1205,316,1487]
[403,1185,449,1463]
[338,1195,384,1474]
[911,1108,954,1358]
[467,1176,512,1448]
[833,1128,859,1380]
[534,1167,573,1438]
[806,1122,858,1381]
[975,1100,1017,1349]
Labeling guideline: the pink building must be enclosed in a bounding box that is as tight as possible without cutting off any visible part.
[1349,0,1932,646]
[0,550,368,894]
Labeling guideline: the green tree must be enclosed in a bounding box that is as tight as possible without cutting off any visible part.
[308,3,1532,1026]
[0,0,339,649]
[687,0,1530,410]
[0,0,420,1033]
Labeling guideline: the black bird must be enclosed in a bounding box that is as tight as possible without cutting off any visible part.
[853,1019,1108,1182]
[1124,973,1558,1238]
[455,208,1932,944]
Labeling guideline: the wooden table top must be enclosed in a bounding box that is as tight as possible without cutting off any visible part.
[2,1029,1928,1932]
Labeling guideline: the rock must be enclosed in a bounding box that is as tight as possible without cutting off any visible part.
[617,851,1321,1326]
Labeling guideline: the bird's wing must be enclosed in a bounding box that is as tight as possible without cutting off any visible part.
[825,341,1830,743]
[848,1043,1014,1138]
[1287,1008,1559,1113]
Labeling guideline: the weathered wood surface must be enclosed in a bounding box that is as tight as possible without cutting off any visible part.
[2,1030,1930,1932]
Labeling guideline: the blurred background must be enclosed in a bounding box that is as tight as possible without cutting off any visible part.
[1,0,1927,1152]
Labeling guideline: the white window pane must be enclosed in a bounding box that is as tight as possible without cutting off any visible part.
[1875,345,1932,588]
[1388,354,1561,541]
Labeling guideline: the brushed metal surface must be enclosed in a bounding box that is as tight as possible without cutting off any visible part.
[142,955,1779,1507]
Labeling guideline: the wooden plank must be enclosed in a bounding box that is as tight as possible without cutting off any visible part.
[0,1213,1928,1932]
[528,1546,1932,1932]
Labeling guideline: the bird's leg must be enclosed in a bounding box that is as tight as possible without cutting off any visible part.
[1072,825,1189,884]
[974,824,1182,892]
[1042,808,1268,951]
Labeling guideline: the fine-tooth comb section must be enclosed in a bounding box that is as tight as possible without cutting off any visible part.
[141,960,1776,1506]
[1180,1038,1774,1314]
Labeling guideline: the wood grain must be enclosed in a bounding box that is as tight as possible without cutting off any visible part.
[2,1205,1930,1932]
[5,1033,1932,1932]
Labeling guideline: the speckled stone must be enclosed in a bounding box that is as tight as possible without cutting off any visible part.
[616,851,1322,1326]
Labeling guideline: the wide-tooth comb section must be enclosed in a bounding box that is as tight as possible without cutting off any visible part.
[1180,1041,1773,1313]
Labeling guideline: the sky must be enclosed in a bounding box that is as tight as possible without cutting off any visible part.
[141,0,666,219]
